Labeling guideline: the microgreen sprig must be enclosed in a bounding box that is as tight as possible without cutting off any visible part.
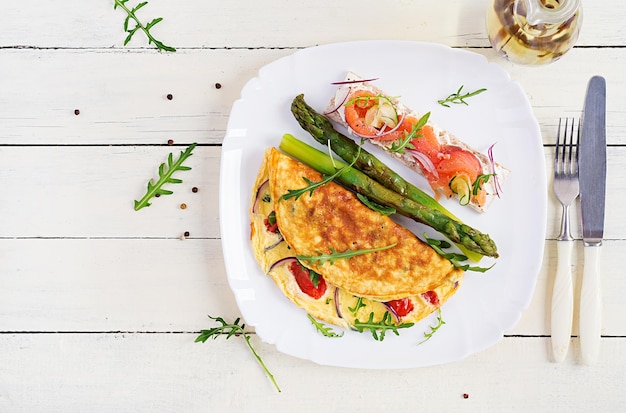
[418,308,446,345]
[195,315,281,392]
[353,311,415,341]
[438,85,487,107]
[297,243,397,266]
[307,314,344,338]
[113,0,176,52]
[388,112,431,154]
[134,143,196,211]
[424,234,494,272]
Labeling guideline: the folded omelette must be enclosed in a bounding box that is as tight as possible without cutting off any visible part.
[250,147,464,331]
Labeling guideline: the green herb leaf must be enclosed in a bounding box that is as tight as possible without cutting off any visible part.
[356,193,396,215]
[279,141,363,201]
[307,314,344,338]
[388,112,431,154]
[472,173,495,196]
[296,243,397,266]
[437,86,487,107]
[195,315,281,392]
[348,296,367,315]
[113,0,176,52]
[418,308,445,345]
[353,311,415,341]
[134,143,196,211]
[424,233,495,272]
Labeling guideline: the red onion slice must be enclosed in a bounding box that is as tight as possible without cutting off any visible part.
[487,143,502,197]
[263,234,284,252]
[252,179,270,213]
[334,288,342,319]
[330,77,379,85]
[382,302,401,324]
[406,149,439,179]
[323,87,350,115]
[268,256,298,272]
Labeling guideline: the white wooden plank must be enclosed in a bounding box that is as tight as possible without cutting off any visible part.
[2,48,625,145]
[0,146,221,238]
[0,239,237,332]
[0,333,624,412]
[1,238,625,336]
[0,0,619,49]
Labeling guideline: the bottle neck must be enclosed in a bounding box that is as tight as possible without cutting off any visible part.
[518,0,580,25]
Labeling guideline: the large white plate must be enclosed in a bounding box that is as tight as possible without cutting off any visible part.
[219,41,546,369]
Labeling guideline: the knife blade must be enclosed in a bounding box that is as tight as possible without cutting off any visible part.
[578,75,606,365]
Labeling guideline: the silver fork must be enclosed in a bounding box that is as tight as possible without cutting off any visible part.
[551,117,580,363]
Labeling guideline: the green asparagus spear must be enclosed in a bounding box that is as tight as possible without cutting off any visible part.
[280,134,499,259]
[290,94,489,261]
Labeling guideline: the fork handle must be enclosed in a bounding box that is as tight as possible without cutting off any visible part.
[580,245,602,365]
[551,240,574,362]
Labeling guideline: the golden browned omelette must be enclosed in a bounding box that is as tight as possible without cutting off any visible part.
[249,148,465,333]
[268,148,462,301]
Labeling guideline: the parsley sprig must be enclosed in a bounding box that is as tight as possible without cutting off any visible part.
[195,315,281,392]
[297,243,397,266]
[418,308,446,345]
[307,314,344,338]
[353,311,415,341]
[114,0,176,52]
[438,85,487,107]
[424,234,494,272]
[388,112,431,154]
[134,143,196,210]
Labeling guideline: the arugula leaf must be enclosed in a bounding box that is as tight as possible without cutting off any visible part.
[195,315,281,392]
[353,311,415,341]
[113,0,176,52]
[388,112,431,154]
[134,143,196,211]
[307,314,344,338]
[348,296,367,315]
[296,243,397,266]
[424,234,495,272]
[356,194,396,215]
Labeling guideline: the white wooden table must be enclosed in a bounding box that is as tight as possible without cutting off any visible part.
[1,1,624,411]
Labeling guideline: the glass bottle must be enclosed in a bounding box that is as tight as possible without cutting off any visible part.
[486,0,582,65]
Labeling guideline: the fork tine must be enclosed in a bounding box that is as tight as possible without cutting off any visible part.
[555,118,563,173]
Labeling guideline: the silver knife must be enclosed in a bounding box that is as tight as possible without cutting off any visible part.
[578,75,607,365]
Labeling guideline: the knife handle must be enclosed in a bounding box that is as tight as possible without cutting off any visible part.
[580,245,602,365]
[551,240,574,362]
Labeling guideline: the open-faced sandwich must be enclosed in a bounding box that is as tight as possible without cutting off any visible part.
[324,72,509,212]
[250,148,464,335]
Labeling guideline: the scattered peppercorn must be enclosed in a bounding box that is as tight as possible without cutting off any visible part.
[184,231,190,237]
[215,82,222,89]
[74,109,80,115]
[166,94,173,100]
[180,203,187,210]
[192,187,199,193]
[155,193,161,198]
[167,139,174,145]
[463,393,469,399]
